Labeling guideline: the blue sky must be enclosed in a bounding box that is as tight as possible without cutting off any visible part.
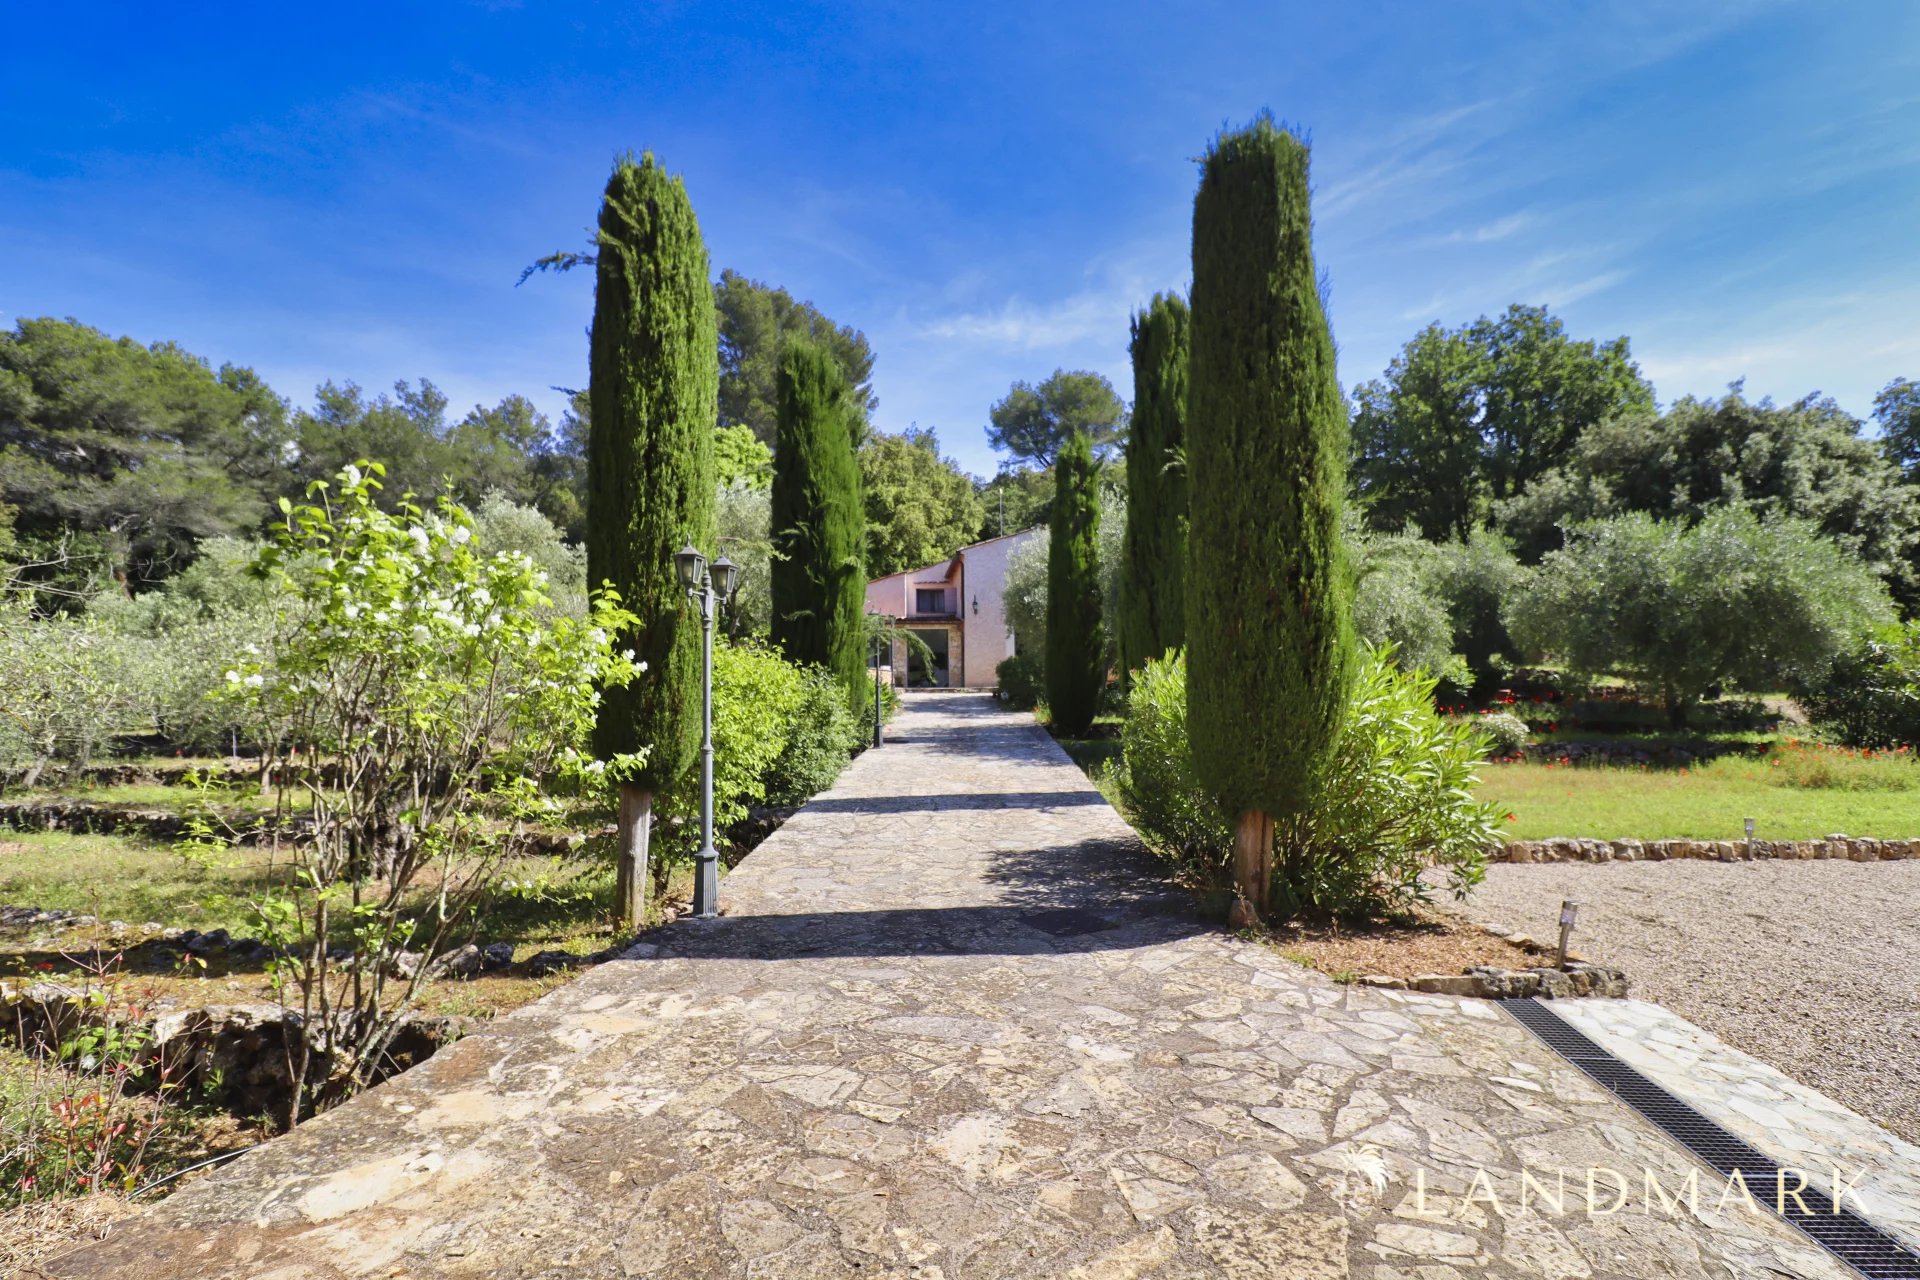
[3,2,1917,478]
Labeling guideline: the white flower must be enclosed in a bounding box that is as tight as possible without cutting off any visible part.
[409,526,430,555]
[224,670,241,684]
[451,525,472,545]
[343,463,363,486]
[243,673,265,688]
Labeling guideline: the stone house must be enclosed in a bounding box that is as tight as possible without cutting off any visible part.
[864,528,1040,688]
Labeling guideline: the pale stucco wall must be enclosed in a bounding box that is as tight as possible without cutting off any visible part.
[865,529,1038,688]
[953,529,1035,687]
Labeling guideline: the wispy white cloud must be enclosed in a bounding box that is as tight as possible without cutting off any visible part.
[1441,211,1537,245]
[912,246,1177,352]
[1637,284,1920,413]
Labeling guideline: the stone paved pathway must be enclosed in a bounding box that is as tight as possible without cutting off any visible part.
[46,695,1855,1279]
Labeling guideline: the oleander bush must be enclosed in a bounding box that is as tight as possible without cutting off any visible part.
[1119,645,1503,919]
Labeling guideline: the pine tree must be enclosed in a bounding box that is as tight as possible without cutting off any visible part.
[1121,292,1191,680]
[587,152,718,928]
[770,336,868,712]
[1046,429,1105,734]
[1186,118,1356,918]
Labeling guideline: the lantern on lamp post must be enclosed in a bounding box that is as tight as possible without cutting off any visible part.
[674,542,736,919]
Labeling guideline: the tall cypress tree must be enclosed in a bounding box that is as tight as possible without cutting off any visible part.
[770,336,867,712]
[1186,118,1355,918]
[587,152,717,928]
[1121,292,1191,679]
[1046,429,1105,734]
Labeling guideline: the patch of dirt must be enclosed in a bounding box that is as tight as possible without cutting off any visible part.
[0,1194,140,1276]
[1263,902,1546,981]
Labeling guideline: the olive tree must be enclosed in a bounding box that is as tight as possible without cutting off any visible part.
[1507,509,1893,726]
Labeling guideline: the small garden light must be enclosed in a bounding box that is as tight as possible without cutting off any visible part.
[1556,900,1580,969]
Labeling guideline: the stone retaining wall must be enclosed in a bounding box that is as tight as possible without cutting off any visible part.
[1496,835,1920,863]
[0,980,467,1117]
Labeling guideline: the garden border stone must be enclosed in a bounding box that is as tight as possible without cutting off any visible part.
[1494,835,1920,863]
[1354,912,1631,1001]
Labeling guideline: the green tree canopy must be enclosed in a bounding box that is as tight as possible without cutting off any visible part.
[859,427,982,576]
[1187,118,1355,915]
[1120,292,1190,677]
[1507,509,1893,726]
[1045,430,1104,734]
[1876,377,1920,481]
[716,269,875,447]
[0,316,291,588]
[978,466,1052,539]
[292,382,584,534]
[770,338,867,710]
[715,422,773,490]
[586,151,717,892]
[1349,323,1483,540]
[1498,386,1920,608]
[1351,305,1652,536]
[987,369,1127,468]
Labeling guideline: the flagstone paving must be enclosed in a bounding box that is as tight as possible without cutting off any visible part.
[46,695,1856,1279]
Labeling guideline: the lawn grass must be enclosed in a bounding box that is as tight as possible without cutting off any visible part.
[0,829,620,946]
[8,779,307,814]
[0,831,280,933]
[1479,743,1920,840]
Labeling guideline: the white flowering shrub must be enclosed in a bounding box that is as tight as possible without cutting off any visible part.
[214,462,644,1121]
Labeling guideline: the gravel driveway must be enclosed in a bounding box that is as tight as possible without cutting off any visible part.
[1454,858,1920,1143]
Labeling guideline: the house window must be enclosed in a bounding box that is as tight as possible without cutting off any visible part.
[915,588,946,614]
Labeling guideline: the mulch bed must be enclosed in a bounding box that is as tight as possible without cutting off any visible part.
[1262,902,1544,982]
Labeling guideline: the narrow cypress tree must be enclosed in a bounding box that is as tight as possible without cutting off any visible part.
[1186,118,1356,918]
[770,336,867,712]
[1046,429,1105,734]
[1121,292,1191,679]
[587,152,717,928]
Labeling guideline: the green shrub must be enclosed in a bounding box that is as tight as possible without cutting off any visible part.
[1467,711,1529,757]
[1119,646,1501,919]
[659,641,807,854]
[0,605,157,785]
[996,654,1044,711]
[764,664,862,808]
[1351,530,1466,686]
[1802,621,1920,749]
[1117,652,1230,871]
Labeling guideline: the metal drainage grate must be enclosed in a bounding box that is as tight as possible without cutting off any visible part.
[1502,998,1920,1279]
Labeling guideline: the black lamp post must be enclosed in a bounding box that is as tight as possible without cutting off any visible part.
[870,613,892,749]
[674,541,736,919]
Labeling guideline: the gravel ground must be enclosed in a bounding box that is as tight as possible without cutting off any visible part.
[1452,858,1920,1143]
